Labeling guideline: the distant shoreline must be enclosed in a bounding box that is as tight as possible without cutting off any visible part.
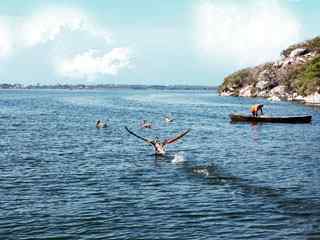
[0,83,217,91]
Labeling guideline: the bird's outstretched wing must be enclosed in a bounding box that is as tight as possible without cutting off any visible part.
[164,129,191,145]
[125,126,151,143]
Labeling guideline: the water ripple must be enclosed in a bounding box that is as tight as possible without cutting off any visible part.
[0,89,319,239]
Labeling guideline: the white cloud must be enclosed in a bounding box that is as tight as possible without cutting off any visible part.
[0,7,131,79]
[57,48,131,78]
[21,8,111,47]
[0,20,12,58]
[195,0,302,66]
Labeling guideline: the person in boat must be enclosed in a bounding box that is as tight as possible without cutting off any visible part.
[140,120,152,129]
[96,120,107,128]
[125,126,191,156]
[250,104,264,117]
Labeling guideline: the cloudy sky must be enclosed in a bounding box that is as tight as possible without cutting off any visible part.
[0,0,318,86]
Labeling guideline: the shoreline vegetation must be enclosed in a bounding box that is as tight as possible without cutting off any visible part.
[219,36,320,105]
[0,83,216,91]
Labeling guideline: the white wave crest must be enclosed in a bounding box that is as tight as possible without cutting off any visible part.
[172,152,186,164]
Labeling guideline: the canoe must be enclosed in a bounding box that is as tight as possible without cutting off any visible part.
[230,114,312,124]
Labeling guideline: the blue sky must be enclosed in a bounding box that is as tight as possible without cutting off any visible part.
[0,0,319,86]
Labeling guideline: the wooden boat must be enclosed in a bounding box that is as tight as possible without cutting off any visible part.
[230,114,312,124]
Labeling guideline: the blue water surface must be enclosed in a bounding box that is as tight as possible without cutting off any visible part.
[0,89,319,239]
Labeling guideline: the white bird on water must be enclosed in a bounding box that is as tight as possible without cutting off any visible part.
[96,120,107,128]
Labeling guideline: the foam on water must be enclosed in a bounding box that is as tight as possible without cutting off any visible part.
[191,166,211,177]
[172,152,186,164]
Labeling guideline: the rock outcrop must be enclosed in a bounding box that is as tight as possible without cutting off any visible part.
[219,36,320,104]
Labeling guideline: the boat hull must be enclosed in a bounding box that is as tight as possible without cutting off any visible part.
[230,114,312,124]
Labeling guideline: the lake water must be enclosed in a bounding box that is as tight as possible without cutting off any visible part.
[0,89,320,239]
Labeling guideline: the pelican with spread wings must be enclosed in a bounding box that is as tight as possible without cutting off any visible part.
[125,126,191,156]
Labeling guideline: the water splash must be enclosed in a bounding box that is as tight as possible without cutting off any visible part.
[191,166,211,177]
[172,152,186,164]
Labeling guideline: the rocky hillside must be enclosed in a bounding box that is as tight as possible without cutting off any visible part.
[219,36,320,104]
